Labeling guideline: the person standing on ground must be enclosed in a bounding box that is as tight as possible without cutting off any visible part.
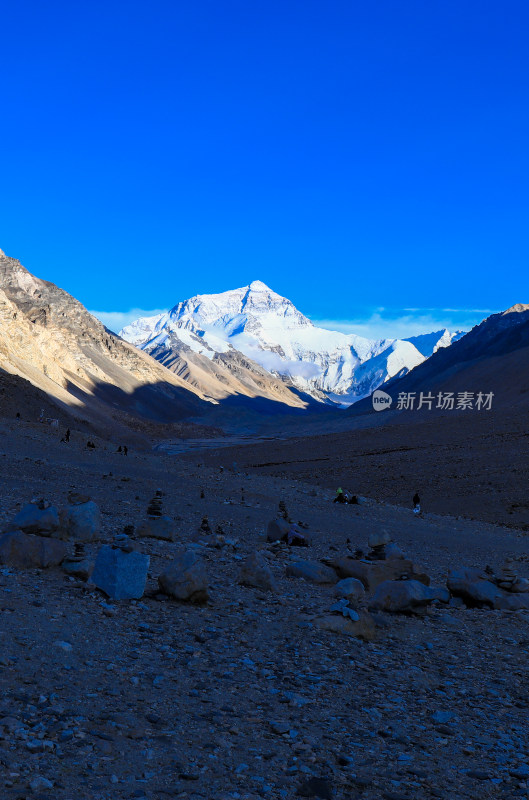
[413,492,421,515]
[333,488,346,504]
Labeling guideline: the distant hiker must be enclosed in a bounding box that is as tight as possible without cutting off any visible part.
[123,445,128,456]
[413,492,421,515]
[87,440,96,449]
[333,488,346,504]
[348,495,359,505]
[117,446,122,453]
[65,428,70,442]
[15,412,20,420]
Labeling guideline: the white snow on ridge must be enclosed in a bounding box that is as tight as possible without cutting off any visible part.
[120,281,463,405]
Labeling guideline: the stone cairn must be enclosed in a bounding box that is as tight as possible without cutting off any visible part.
[112,524,136,553]
[147,490,163,518]
[30,496,53,511]
[278,500,291,523]
[64,542,87,567]
[367,542,386,561]
[199,516,212,535]
[367,531,392,561]
[497,558,518,591]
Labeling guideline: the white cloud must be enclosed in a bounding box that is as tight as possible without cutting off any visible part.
[311,308,494,341]
[89,308,168,334]
[239,343,322,379]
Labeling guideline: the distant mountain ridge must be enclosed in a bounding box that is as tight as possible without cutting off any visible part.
[121,281,464,405]
[349,303,529,415]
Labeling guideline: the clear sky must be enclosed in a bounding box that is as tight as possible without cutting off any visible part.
[1,1,528,338]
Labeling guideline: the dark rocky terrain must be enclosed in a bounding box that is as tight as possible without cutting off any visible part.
[185,403,529,530]
[1,256,529,798]
[1,412,529,800]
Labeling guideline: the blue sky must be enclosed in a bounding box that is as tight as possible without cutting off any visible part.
[1,1,527,338]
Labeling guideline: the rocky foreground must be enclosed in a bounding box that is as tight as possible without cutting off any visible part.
[1,421,529,800]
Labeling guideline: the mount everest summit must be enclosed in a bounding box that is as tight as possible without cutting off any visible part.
[120,280,463,405]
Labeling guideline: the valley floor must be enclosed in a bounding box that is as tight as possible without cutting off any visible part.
[1,419,529,799]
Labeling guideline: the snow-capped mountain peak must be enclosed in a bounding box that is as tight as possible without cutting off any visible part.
[120,282,464,406]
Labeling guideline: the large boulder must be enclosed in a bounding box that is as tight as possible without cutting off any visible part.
[328,556,429,591]
[370,579,449,614]
[0,531,68,569]
[61,501,100,543]
[314,610,376,641]
[266,519,290,542]
[447,568,501,608]
[509,578,529,593]
[286,559,337,585]
[91,545,149,600]
[239,552,277,591]
[5,503,60,536]
[137,516,177,542]
[158,549,208,603]
[494,593,529,611]
[333,577,366,602]
[448,568,529,610]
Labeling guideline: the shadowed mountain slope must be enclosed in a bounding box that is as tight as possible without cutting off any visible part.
[0,248,207,422]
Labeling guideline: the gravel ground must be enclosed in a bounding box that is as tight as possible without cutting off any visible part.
[1,418,529,800]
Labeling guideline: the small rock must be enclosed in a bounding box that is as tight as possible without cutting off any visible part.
[431,710,455,724]
[239,552,277,591]
[266,519,291,542]
[53,640,72,652]
[29,776,54,792]
[333,577,365,601]
[329,598,360,621]
[158,549,209,603]
[368,531,392,549]
[385,543,406,560]
[137,516,177,542]
[314,610,376,641]
[286,559,337,585]
[61,558,94,580]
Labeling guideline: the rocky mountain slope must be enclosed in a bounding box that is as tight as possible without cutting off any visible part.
[121,281,463,405]
[349,303,529,416]
[0,248,207,423]
[0,249,312,425]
